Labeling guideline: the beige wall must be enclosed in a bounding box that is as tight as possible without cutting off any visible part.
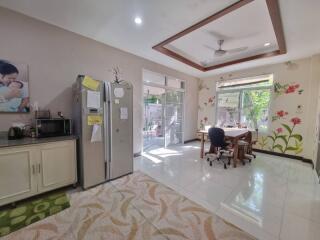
[198,55,320,162]
[0,7,199,153]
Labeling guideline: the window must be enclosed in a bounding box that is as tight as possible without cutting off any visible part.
[216,75,272,131]
[143,69,185,90]
[143,70,165,86]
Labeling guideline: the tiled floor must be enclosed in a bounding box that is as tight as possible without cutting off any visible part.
[135,142,320,240]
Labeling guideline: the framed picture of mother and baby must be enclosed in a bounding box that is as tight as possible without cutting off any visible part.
[0,59,29,113]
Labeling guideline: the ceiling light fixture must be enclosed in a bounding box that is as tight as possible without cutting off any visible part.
[264,42,271,47]
[134,17,142,25]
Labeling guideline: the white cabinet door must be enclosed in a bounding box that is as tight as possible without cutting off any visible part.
[0,146,38,206]
[38,140,76,193]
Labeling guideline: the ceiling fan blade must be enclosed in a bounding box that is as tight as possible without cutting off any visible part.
[226,46,248,54]
[214,50,226,56]
[203,44,216,51]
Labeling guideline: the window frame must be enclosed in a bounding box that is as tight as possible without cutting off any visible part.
[143,69,185,92]
[215,84,272,132]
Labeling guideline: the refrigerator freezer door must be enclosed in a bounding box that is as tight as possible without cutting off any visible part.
[73,76,106,189]
[108,82,133,179]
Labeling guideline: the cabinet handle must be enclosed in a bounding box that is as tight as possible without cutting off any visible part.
[38,164,41,174]
[32,165,36,175]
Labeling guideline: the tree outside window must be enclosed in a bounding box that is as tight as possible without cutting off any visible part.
[216,76,272,131]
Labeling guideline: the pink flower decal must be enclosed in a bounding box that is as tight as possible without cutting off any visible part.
[276,110,288,117]
[285,85,296,94]
[291,117,301,125]
[204,117,208,122]
[285,84,301,94]
[276,128,283,133]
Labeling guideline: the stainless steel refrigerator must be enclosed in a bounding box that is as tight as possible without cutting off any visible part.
[72,75,133,189]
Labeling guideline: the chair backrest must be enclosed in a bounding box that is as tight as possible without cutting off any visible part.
[208,127,227,148]
[244,131,253,143]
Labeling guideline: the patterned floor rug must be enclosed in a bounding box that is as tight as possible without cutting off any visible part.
[0,192,70,238]
[2,171,256,239]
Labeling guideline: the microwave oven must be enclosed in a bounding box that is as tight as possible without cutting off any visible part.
[35,119,72,138]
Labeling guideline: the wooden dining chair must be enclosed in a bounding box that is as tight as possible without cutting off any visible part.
[238,130,258,163]
[247,129,258,158]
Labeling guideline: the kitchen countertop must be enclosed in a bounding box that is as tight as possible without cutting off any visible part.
[0,132,78,148]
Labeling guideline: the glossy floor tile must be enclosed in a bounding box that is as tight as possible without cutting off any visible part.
[135,142,320,240]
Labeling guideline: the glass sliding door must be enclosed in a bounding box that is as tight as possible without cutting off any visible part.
[143,70,185,151]
[164,90,184,147]
[143,86,165,150]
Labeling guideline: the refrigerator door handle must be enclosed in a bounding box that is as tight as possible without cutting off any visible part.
[104,82,112,179]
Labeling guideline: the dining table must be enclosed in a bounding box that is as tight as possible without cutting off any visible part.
[197,128,249,167]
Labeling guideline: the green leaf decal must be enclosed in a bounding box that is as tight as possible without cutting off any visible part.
[295,148,303,154]
[272,131,277,138]
[277,135,288,145]
[291,134,303,141]
[282,124,292,135]
[273,144,284,152]
[267,135,275,141]
[286,146,298,151]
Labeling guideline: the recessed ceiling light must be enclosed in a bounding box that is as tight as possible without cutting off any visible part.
[134,17,142,25]
[264,42,271,47]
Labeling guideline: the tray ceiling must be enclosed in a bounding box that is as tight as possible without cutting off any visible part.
[153,0,286,72]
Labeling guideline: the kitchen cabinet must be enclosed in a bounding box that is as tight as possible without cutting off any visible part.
[0,139,76,206]
[0,147,38,206]
[38,141,76,193]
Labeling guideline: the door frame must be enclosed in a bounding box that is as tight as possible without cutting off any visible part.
[142,70,186,151]
[163,89,185,147]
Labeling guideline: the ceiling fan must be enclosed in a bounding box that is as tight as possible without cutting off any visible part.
[204,39,248,57]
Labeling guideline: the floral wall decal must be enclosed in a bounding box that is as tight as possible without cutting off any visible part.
[258,136,268,150]
[272,110,288,122]
[267,117,303,154]
[203,96,215,107]
[274,82,303,97]
[198,80,209,91]
[199,117,209,130]
[296,105,303,114]
[198,95,215,129]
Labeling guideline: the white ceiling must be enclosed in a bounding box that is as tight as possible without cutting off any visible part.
[0,0,319,78]
[167,0,278,66]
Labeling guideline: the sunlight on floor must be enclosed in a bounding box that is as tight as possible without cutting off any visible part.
[148,147,183,157]
[141,152,163,164]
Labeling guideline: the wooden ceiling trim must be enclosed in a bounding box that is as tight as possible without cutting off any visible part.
[265,0,287,54]
[152,0,253,49]
[205,50,280,71]
[152,0,286,72]
[155,47,205,71]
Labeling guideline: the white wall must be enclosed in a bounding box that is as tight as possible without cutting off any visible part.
[0,7,199,153]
